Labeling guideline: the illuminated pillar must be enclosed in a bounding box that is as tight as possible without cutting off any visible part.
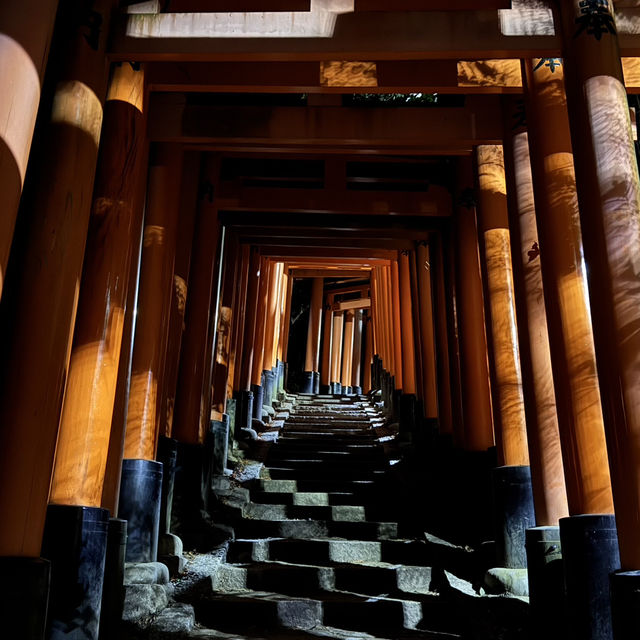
[303,277,324,393]
[523,45,620,637]
[262,262,283,404]
[502,96,569,528]
[0,2,112,636]
[278,268,293,392]
[319,297,334,394]
[390,261,404,392]
[398,250,417,435]
[341,310,355,394]
[330,312,344,393]
[363,313,373,393]
[454,158,494,452]
[0,0,58,303]
[351,309,364,394]
[250,259,269,419]
[120,145,183,564]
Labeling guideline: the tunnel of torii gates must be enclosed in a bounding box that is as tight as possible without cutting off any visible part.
[6,0,640,638]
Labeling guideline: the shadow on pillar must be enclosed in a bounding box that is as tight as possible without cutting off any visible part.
[118,459,163,563]
[251,384,264,420]
[99,518,127,640]
[41,504,109,640]
[313,371,320,394]
[611,569,640,639]
[233,389,254,439]
[0,556,50,639]
[262,370,275,407]
[491,465,536,568]
[560,514,620,640]
[399,393,417,439]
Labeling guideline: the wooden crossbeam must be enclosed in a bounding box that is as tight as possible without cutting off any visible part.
[332,297,371,311]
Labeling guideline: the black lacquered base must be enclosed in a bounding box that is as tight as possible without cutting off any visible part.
[234,389,254,436]
[0,556,50,639]
[41,504,109,640]
[399,393,417,435]
[99,518,127,640]
[312,371,320,394]
[491,465,536,568]
[611,569,640,639]
[118,459,163,563]
[301,371,315,394]
[251,384,264,420]
[210,414,230,476]
[157,437,178,534]
[560,514,620,640]
[262,369,275,406]
[331,382,342,395]
[352,385,362,395]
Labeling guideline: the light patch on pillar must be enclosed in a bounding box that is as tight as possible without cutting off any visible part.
[0,34,40,184]
[320,61,377,87]
[174,275,187,316]
[51,81,103,147]
[216,306,232,366]
[125,371,159,460]
[585,74,640,459]
[484,227,529,467]
[144,224,166,248]
[107,63,145,113]
[457,59,522,89]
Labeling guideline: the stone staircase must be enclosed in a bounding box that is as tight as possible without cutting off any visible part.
[124,393,531,640]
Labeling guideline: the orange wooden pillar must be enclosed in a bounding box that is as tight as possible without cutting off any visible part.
[351,309,364,394]
[341,311,356,393]
[557,2,640,590]
[49,63,147,511]
[262,261,284,403]
[160,153,201,439]
[277,268,292,392]
[250,259,270,418]
[476,145,529,468]
[454,158,495,453]
[236,248,261,434]
[172,161,221,446]
[0,2,112,633]
[0,0,59,302]
[415,243,439,420]
[476,143,535,568]
[363,312,373,393]
[303,277,324,393]
[319,295,334,394]
[330,312,344,392]
[390,260,404,392]
[398,250,418,435]
[501,97,569,529]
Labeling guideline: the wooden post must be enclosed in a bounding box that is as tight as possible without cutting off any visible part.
[363,313,373,393]
[251,259,270,389]
[502,95,569,527]
[415,243,439,418]
[0,0,59,301]
[476,145,529,467]
[454,157,495,452]
[304,277,324,375]
[330,312,344,386]
[522,57,614,518]
[351,309,363,391]
[320,295,334,391]
[0,0,112,557]
[557,0,640,569]
[172,159,221,445]
[341,310,355,390]
[49,62,147,508]
[123,145,183,461]
[238,249,261,394]
[390,260,404,391]
[398,251,417,395]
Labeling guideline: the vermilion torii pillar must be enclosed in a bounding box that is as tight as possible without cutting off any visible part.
[341,310,355,394]
[351,309,364,394]
[556,2,640,633]
[0,0,58,302]
[454,158,494,453]
[398,250,418,435]
[476,144,535,568]
[263,261,284,403]
[250,258,270,419]
[0,1,113,635]
[303,277,324,393]
[120,145,183,565]
[320,296,334,394]
[502,96,569,529]
[363,312,373,393]
[330,311,344,394]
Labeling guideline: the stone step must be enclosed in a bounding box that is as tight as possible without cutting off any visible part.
[248,490,394,507]
[263,457,388,471]
[244,502,398,523]
[230,518,398,541]
[213,561,435,597]
[252,478,384,494]
[263,467,386,482]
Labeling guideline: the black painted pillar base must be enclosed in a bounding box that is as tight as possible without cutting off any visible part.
[399,393,417,436]
[526,526,565,639]
[262,369,275,407]
[157,437,178,535]
[560,514,620,640]
[312,371,320,394]
[0,556,50,639]
[391,386,401,422]
[331,382,342,395]
[118,459,163,563]
[41,504,109,640]
[319,384,331,395]
[99,518,127,640]
[491,465,536,568]
[251,383,264,420]
[352,385,362,395]
[301,371,315,394]
[210,414,230,476]
[611,570,640,639]
[234,389,254,437]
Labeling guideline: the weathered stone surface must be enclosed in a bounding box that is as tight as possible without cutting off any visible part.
[148,603,195,638]
[125,561,170,585]
[122,584,168,622]
[485,567,529,597]
[159,532,184,557]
